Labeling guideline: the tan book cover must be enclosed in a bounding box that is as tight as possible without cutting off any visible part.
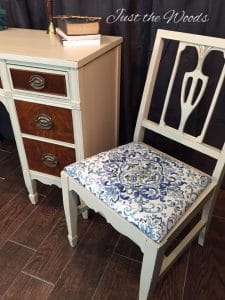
[54,15,101,36]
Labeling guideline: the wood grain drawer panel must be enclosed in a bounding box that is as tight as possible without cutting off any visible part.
[15,100,74,143]
[23,138,75,176]
[10,68,67,96]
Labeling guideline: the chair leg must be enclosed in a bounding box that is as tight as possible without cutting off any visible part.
[139,242,164,300]
[71,192,89,220]
[80,197,89,220]
[82,210,88,219]
[198,193,216,246]
[61,171,78,247]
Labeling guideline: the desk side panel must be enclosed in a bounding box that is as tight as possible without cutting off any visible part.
[79,46,121,158]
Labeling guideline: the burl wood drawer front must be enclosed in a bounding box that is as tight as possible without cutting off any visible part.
[23,138,75,176]
[10,68,67,96]
[15,100,74,143]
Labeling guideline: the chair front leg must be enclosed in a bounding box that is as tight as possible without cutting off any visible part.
[139,241,164,300]
[61,171,79,247]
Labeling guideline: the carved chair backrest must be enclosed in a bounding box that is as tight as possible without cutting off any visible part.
[134,29,225,183]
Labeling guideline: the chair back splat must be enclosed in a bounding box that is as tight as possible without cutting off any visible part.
[61,30,225,300]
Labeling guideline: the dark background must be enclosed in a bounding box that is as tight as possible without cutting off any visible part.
[0,0,224,186]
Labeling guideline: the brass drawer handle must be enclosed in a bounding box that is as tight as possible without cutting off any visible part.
[42,153,58,168]
[35,114,53,130]
[29,74,46,90]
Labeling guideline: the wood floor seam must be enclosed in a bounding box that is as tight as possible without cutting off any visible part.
[21,271,55,287]
[91,232,121,300]
[8,239,37,252]
[0,161,21,180]
[114,251,142,264]
[0,243,35,298]
[181,244,191,300]
[45,218,94,296]
[2,272,22,298]
[6,205,41,242]
[212,214,225,222]
[0,149,14,154]
[28,213,65,251]
[37,185,56,199]
[0,186,25,201]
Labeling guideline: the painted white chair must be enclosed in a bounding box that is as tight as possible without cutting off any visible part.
[61,30,225,300]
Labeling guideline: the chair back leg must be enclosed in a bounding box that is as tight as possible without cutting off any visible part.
[79,197,89,219]
[198,190,218,246]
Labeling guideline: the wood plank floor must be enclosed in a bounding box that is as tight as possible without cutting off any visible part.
[0,138,225,300]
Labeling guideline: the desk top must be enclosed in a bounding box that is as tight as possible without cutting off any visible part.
[0,28,122,68]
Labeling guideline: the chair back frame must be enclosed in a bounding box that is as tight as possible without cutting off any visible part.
[134,29,225,183]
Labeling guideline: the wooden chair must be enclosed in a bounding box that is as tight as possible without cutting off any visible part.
[61,30,225,299]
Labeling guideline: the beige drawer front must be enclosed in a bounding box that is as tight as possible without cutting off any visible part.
[15,100,74,143]
[23,138,76,176]
[9,67,67,96]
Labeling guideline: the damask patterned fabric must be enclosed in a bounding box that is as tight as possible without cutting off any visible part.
[65,142,211,243]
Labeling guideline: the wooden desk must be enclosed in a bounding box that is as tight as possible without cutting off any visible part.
[0,28,122,204]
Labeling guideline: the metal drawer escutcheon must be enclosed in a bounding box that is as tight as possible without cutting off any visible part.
[35,114,53,130]
[42,153,58,168]
[29,74,46,90]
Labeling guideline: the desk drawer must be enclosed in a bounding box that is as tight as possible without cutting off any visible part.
[10,67,67,96]
[15,100,74,143]
[23,138,75,176]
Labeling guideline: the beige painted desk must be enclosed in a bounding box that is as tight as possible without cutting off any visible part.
[0,28,122,204]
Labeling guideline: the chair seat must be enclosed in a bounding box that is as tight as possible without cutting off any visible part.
[65,142,212,243]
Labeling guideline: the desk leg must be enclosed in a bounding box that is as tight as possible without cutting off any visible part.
[6,94,39,204]
[28,180,38,204]
[23,171,38,204]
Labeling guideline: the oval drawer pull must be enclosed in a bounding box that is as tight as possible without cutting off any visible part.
[42,153,58,168]
[35,114,53,130]
[29,74,46,90]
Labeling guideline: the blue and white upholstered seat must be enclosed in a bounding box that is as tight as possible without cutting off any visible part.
[65,142,211,243]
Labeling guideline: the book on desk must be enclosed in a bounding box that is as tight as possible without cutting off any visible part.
[56,27,101,46]
[54,15,102,46]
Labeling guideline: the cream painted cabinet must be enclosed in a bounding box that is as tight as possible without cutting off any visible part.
[0,28,122,204]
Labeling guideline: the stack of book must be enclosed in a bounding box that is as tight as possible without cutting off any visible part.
[54,15,102,47]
